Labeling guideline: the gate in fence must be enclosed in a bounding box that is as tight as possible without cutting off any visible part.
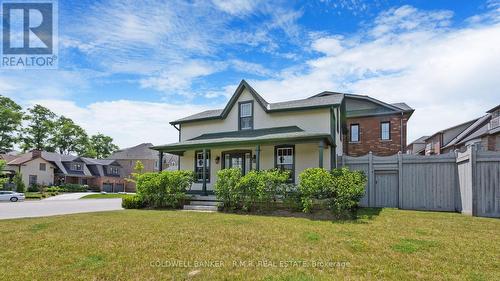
[341,145,500,218]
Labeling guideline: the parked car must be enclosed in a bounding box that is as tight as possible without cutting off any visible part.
[0,191,25,202]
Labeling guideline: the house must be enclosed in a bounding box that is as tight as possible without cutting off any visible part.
[442,105,500,152]
[406,136,428,155]
[152,80,413,195]
[107,143,178,191]
[414,104,500,155]
[5,150,126,192]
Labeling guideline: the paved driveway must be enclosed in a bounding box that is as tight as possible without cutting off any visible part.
[43,192,97,201]
[0,199,123,220]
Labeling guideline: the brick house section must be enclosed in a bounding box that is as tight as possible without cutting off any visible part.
[344,114,409,156]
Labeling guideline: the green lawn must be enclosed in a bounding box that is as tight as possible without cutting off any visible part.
[0,209,498,280]
[80,193,132,199]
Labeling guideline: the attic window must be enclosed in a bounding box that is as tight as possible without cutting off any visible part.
[72,163,83,171]
[239,101,253,130]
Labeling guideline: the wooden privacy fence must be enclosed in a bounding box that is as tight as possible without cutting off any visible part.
[341,145,500,218]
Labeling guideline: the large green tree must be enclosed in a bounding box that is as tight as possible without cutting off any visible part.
[51,116,89,155]
[83,133,119,159]
[20,105,56,151]
[0,96,23,153]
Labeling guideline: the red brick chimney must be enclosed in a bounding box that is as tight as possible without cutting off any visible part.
[31,149,42,158]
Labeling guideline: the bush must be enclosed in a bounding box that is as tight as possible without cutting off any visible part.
[328,168,367,217]
[122,195,145,209]
[214,169,289,212]
[136,170,194,209]
[13,173,25,193]
[213,168,241,210]
[59,184,87,192]
[298,168,334,213]
[296,168,366,216]
[27,184,39,192]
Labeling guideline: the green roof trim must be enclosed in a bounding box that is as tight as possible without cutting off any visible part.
[189,126,304,140]
[152,131,333,153]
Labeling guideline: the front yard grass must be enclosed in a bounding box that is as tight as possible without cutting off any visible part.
[0,208,498,280]
[80,193,132,199]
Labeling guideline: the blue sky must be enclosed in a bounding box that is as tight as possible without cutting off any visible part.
[1,0,499,148]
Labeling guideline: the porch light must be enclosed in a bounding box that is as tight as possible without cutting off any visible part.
[215,156,220,164]
[252,155,256,163]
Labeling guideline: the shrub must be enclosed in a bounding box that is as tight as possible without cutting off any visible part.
[27,184,39,192]
[328,168,367,217]
[214,168,242,210]
[136,170,194,209]
[45,186,62,193]
[122,195,145,209]
[214,169,289,212]
[59,184,87,192]
[13,173,25,193]
[298,168,333,213]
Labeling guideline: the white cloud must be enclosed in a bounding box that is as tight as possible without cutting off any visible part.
[211,0,261,16]
[29,99,213,148]
[245,5,500,142]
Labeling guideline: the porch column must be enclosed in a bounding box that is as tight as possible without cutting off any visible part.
[255,145,261,171]
[158,151,164,172]
[202,148,207,196]
[318,140,324,168]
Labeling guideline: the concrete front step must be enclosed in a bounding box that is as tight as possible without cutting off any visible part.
[183,205,218,211]
[190,200,218,206]
[190,195,217,201]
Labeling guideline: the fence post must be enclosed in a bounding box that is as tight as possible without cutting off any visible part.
[368,151,373,207]
[471,144,478,216]
[398,151,403,209]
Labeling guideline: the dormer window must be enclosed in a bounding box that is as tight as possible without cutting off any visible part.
[109,166,119,175]
[239,101,253,130]
[71,162,83,171]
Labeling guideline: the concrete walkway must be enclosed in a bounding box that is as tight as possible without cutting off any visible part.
[42,192,98,201]
[0,199,123,220]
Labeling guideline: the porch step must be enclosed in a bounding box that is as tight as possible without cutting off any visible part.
[191,195,217,201]
[190,200,218,206]
[183,205,218,212]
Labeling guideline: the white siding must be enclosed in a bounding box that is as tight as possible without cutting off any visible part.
[181,88,331,141]
[17,158,55,187]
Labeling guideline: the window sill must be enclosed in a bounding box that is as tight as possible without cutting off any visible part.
[349,141,361,144]
[379,139,392,142]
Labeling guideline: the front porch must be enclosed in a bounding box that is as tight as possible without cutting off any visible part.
[153,128,338,195]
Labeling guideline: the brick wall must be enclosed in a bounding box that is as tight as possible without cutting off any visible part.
[344,114,409,156]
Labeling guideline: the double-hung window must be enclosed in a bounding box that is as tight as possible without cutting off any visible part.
[350,124,360,142]
[239,101,253,130]
[195,150,210,182]
[275,146,294,182]
[381,121,391,140]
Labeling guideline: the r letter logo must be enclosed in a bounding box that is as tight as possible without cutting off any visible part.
[1,0,58,69]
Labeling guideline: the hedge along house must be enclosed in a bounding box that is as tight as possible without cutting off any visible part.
[152,80,413,195]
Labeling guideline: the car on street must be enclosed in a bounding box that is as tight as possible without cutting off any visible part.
[0,191,25,202]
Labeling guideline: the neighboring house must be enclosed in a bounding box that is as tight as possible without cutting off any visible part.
[107,143,178,191]
[406,136,428,155]
[5,150,126,192]
[152,80,413,195]
[415,104,500,155]
[442,105,500,152]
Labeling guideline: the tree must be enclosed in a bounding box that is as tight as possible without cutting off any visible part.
[51,116,89,155]
[83,133,119,159]
[21,105,56,151]
[13,172,25,193]
[0,160,8,189]
[0,96,23,153]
